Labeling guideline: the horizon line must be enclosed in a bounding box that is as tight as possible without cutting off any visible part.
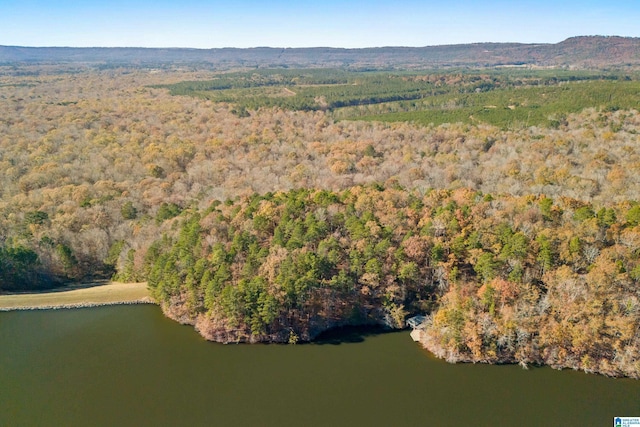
[1,35,635,51]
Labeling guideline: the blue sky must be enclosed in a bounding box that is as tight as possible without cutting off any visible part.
[1,0,639,48]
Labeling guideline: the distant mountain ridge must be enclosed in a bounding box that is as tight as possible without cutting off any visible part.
[1,36,639,69]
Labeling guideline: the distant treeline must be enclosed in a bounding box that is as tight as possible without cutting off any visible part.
[4,36,640,68]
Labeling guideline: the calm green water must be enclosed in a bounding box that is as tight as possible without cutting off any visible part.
[1,305,638,426]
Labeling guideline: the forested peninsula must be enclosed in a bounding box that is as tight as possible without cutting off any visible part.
[1,46,640,378]
[148,186,640,379]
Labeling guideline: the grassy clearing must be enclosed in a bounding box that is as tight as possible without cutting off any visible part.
[0,282,152,310]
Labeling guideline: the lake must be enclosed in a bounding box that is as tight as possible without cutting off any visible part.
[1,305,638,426]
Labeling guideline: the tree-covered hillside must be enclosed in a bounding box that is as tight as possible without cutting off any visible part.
[136,185,640,377]
[3,36,640,68]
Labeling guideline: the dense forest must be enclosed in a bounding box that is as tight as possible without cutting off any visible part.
[1,64,639,377]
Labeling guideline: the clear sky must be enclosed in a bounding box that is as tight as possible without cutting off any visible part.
[1,0,639,48]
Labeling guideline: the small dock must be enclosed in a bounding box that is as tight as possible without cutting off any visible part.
[407,315,427,342]
[407,315,426,329]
